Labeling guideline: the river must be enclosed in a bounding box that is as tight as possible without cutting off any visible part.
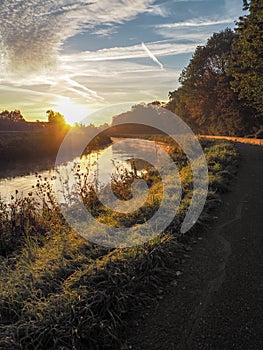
[0,138,159,203]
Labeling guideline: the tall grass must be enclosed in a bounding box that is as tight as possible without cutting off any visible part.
[0,139,239,349]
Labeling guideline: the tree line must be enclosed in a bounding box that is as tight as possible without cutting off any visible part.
[166,0,263,136]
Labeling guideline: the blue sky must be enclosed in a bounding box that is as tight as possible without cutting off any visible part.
[0,0,245,124]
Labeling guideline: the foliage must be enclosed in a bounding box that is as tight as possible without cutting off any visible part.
[0,125,111,162]
[0,110,25,122]
[0,139,239,349]
[229,0,263,115]
[0,110,111,163]
[167,28,259,135]
[46,110,67,126]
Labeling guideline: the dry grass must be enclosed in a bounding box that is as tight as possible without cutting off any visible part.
[0,139,239,349]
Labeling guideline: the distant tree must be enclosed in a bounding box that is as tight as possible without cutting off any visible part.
[148,101,161,107]
[0,109,25,122]
[46,110,66,126]
[229,0,263,115]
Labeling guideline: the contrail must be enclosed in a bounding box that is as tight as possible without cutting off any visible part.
[142,42,164,70]
[63,78,104,101]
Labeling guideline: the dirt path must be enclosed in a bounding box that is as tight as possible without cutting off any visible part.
[126,143,263,350]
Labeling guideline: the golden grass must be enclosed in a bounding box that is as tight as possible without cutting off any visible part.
[0,139,239,349]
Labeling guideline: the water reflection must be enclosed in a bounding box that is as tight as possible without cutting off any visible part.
[0,138,158,202]
[0,157,56,179]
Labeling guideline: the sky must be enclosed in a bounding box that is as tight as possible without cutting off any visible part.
[0,0,245,124]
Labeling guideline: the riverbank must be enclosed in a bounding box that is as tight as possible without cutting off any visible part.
[0,129,112,162]
[0,139,239,349]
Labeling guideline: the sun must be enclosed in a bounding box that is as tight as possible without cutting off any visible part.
[54,97,89,125]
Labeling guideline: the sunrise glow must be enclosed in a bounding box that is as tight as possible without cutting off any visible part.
[54,98,89,125]
[0,0,243,122]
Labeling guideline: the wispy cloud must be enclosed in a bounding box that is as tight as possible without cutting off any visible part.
[157,18,234,28]
[145,4,169,17]
[141,42,164,70]
[0,0,154,75]
[0,59,180,120]
[61,77,103,101]
[0,34,198,119]
[0,0,244,121]
[91,26,118,37]
[155,16,236,43]
[60,41,197,63]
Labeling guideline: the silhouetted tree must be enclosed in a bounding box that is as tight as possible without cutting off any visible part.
[0,110,25,122]
[46,110,66,126]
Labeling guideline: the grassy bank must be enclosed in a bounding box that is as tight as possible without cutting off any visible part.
[0,139,239,349]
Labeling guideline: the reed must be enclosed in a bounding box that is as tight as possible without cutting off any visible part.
[0,139,239,349]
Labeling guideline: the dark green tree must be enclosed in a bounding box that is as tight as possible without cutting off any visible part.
[167,29,257,135]
[229,0,263,115]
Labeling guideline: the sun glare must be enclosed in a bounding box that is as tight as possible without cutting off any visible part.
[54,98,89,125]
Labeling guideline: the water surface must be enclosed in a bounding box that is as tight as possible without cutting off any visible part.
[0,138,159,202]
